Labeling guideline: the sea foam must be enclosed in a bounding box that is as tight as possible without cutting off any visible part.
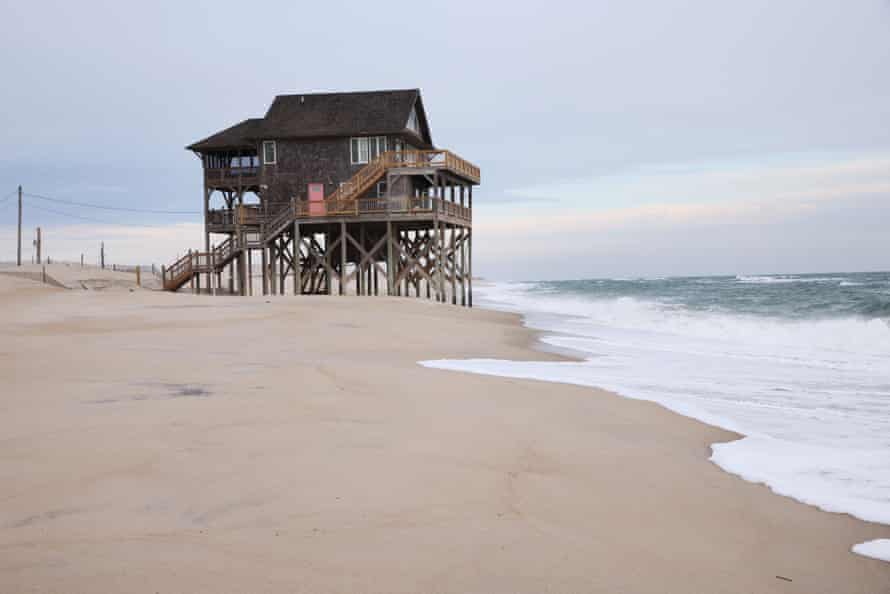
[421,279,890,561]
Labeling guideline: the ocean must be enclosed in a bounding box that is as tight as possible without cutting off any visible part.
[422,272,890,561]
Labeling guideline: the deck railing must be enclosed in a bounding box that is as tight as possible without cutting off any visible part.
[207,204,264,228]
[292,196,470,222]
[205,166,259,182]
[163,252,195,289]
[381,150,480,183]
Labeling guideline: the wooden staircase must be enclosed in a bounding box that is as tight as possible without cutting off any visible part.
[161,236,242,291]
[327,156,387,203]
[264,155,388,242]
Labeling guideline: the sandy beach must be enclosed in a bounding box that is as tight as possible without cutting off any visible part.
[1,267,888,594]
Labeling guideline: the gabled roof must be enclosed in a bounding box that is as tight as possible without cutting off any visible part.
[187,89,433,152]
[186,118,264,151]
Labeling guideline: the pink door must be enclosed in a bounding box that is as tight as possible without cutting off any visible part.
[308,183,325,216]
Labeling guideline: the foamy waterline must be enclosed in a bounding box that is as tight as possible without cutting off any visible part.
[420,279,890,562]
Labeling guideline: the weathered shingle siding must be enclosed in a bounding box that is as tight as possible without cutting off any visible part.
[260,135,426,211]
[261,137,357,209]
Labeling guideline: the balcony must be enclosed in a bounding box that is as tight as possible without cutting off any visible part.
[204,166,260,188]
[381,150,480,184]
[206,204,264,231]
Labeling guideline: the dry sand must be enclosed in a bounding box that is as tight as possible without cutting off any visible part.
[1,269,888,593]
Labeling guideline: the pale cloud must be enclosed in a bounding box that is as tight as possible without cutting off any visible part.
[504,152,890,210]
[474,151,890,278]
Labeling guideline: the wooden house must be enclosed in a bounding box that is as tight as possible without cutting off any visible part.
[163,89,479,306]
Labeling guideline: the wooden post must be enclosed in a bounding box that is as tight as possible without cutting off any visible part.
[238,251,246,296]
[42,265,46,284]
[231,251,240,295]
[100,242,105,269]
[450,224,456,305]
[188,250,194,292]
[324,229,332,295]
[16,186,22,266]
[35,227,41,264]
[262,246,268,295]
[468,186,473,308]
[460,226,466,306]
[275,236,284,295]
[247,249,253,296]
[204,187,211,253]
[161,265,166,289]
[403,231,409,297]
[81,253,84,268]
[438,220,445,303]
[269,245,275,296]
[136,266,141,288]
[468,228,473,308]
[386,221,394,296]
[339,222,347,296]
[358,224,365,295]
[294,222,301,295]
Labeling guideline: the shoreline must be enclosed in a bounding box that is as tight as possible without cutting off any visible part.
[2,269,888,593]
[446,293,890,563]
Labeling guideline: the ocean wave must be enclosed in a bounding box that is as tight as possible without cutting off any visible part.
[735,274,845,284]
[430,280,890,562]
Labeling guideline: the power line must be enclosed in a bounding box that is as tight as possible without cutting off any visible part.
[24,200,182,228]
[0,190,17,204]
[23,191,201,215]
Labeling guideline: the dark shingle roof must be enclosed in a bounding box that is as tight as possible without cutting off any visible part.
[186,118,264,151]
[187,89,432,151]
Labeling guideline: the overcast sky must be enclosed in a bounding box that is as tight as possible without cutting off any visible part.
[1,0,889,279]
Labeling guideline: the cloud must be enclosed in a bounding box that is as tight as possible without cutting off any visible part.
[504,151,890,208]
[472,151,890,278]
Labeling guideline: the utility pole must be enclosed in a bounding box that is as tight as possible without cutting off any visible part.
[100,242,105,269]
[16,186,22,266]
[35,227,41,264]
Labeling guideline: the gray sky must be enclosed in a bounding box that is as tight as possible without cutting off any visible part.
[1,0,889,278]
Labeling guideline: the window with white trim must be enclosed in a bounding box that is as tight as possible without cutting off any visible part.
[350,136,387,164]
[262,141,277,165]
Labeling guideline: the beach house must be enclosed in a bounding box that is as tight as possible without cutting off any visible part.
[163,89,480,306]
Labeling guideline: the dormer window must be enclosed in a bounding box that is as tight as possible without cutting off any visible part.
[262,140,277,165]
[406,106,420,135]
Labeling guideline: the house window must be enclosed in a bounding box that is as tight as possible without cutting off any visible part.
[263,141,277,165]
[376,181,387,197]
[350,136,387,164]
[406,106,420,135]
